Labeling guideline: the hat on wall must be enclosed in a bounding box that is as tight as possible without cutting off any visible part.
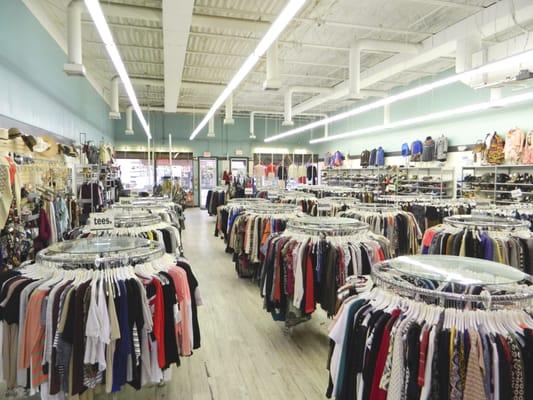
[21,135,37,151]
[8,127,21,139]
[39,136,59,158]
[33,136,51,153]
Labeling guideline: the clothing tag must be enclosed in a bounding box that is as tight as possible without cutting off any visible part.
[173,304,181,323]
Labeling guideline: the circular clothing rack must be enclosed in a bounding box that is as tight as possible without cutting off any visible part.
[371,255,533,308]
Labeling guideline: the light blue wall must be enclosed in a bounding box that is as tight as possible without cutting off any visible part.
[315,72,533,156]
[114,112,324,156]
[0,0,114,143]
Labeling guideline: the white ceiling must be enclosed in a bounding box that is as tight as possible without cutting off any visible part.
[32,0,523,117]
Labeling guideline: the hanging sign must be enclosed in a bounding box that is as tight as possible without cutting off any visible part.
[89,212,115,230]
[235,149,244,156]
[244,188,253,195]
[203,151,211,158]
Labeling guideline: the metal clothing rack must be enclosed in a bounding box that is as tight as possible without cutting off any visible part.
[36,236,166,269]
[246,203,299,215]
[285,216,369,236]
[113,212,162,228]
[443,214,531,232]
[370,255,533,310]
[227,198,267,205]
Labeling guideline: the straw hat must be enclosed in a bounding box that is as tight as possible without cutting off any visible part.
[33,136,58,158]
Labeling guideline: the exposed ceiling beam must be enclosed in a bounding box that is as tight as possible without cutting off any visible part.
[96,3,270,35]
[95,2,435,38]
[162,0,193,112]
[86,38,424,55]
[192,5,434,36]
[95,58,345,83]
[398,0,484,11]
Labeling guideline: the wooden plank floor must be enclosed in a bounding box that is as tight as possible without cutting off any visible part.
[2,208,331,400]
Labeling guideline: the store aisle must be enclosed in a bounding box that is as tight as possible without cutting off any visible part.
[1,208,330,400]
[158,208,331,400]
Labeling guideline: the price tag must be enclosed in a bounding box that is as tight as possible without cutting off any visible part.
[511,189,522,199]
[268,194,279,200]
[119,197,132,205]
[244,188,253,195]
[89,212,115,230]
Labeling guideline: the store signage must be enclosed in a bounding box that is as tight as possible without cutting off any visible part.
[119,197,132,204]
[203,151,211,158]
[235,149,244,156]
[244,188,253,195]
[89,212,115,230]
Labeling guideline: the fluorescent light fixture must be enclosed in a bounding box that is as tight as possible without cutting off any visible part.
[254,147,290,154]
[84,0,151,139]
[189,0,307,141]
[310,91,533,144]
[266,47,533,143]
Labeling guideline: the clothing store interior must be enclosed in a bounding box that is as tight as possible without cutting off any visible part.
[2,0,533,399]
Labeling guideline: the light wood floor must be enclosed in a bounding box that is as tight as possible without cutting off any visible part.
[2,208,331,400]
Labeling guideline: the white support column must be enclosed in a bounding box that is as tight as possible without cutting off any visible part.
[224,95,234,125]
[64,0,86,76]
[490,87,503,102]
[207,117,215,137]
[125,105,134,135]
[283,90,294,126]
[384,104,390,124]
[109,76,121,119]
[263,41,281,90]
[249,112,257,139]
[169,134,173,181]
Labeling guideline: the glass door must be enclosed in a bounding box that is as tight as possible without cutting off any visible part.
[198,157,218,209]
[230,157,249,178]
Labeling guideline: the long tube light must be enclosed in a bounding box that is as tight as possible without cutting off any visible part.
[309,90,533,144]
[266,47,533,143]
[189,0,307,141]
[84,0,151,139]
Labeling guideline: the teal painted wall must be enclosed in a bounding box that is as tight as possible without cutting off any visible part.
[114,112,324,156]
[314,72,533,156]
[0,0,114,142]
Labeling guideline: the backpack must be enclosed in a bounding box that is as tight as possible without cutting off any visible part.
[401,143,410,157]
[485,132,505,165]
[376,147,385,166]
[369,148,377,166]
[360,150,370,167]
[411,140,423,161]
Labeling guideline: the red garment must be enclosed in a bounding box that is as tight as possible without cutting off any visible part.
[370,309,401,400]
[151,279,166,368]
[298,176,307,184]
[418,327,431,387]
[304,246,315,314]
[265,163,276,175]
[4,157,16,185]
[422,229,437,248]
[34,209,52,252]
[273,240,283,302]
[285,242,296,297]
